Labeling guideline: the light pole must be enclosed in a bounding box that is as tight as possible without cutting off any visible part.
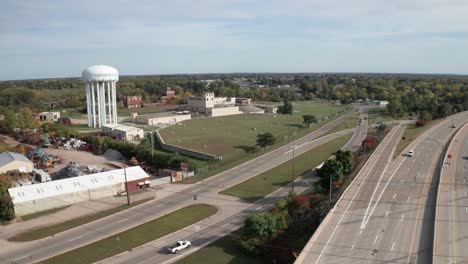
[123,161,131,206]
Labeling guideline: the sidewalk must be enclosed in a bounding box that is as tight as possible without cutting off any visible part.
[0,183,193,240]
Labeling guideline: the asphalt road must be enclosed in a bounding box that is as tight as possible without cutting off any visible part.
[433,122,468,264]
[1,109,358,264]
[295,111,468,264]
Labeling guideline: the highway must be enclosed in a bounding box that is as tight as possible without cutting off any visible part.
[433,122,468,263]
[1,109,359,264]
[295,111,468,264]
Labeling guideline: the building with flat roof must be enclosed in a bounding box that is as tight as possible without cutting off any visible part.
[183,93,241,117]
[133,112,191,126]
[102,124,144,141]
[38,111,60,122]
[8,166,150,216]
[0,152,33,174]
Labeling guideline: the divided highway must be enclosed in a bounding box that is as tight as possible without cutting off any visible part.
[296,112,468,264]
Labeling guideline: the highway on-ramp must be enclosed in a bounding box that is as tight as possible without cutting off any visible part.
[295,111,468,264]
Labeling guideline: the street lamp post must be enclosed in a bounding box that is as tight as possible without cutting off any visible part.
[123,161,131,206]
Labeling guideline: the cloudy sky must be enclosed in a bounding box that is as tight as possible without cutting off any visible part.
[1,0,468,80]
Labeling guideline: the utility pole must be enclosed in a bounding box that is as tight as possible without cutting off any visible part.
[150,131,154,159]
[123,161,131,206]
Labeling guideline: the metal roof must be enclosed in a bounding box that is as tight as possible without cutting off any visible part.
[82,65,119,82]
[8,166,148,204]
[0,152,32,168]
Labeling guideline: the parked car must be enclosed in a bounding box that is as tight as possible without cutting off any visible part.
[167,241,191,254]
[408,150,415,157]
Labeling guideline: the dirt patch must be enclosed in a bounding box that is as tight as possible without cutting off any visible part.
[43,148,117,174]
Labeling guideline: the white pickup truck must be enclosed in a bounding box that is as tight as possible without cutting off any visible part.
[167,241,191,254]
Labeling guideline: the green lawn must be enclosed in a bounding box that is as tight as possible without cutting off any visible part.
[221,134,352,202]
[323,111,360,136]
[160,101,349,181]
[367,108,396,126]
[175,229,261,264]
[394,120,442,158]
[39,204,218,264]
[9,198,153,242]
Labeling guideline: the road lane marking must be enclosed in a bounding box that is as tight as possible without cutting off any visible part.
[385,210,389,217]
[117,218,128,223]
[313,126,401,264]
[407,196,410,201]
[68,235,82,242]
[393,193,396,200]
[373,235,379,245]
[13,255,29,262]
[391,241,395,251]
[359,230,363,235]
[352,244,355,249]
[412,182,415,187]
[400,214,404,222]
[466,207,467,214]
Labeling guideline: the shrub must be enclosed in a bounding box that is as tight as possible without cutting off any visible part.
[415,120,426,127]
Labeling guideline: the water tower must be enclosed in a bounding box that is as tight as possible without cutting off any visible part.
[82,65,119,128]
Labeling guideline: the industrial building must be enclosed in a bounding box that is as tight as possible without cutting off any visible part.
[120,95,142,109]
[38,111,60,122]
[183,93,241,117]
[133,112,191,126]
[0,152,34,174]
[102,124,144,141]
[8,166,150,217]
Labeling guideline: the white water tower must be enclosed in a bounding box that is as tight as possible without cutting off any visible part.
[82,65,119,128]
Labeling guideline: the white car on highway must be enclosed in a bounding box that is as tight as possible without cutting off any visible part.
[408,150,415,157]
[167,241,191,254]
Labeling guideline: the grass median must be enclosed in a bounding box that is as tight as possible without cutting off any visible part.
[221,134,352,202]
[175,228,261,264]
[39,204,218,264]
[394,120,442,158]
[9,198,153,242]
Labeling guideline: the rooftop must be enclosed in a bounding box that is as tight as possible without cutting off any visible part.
[102,124,142,132]
[8,166,148,204]
[0,152,32,168]
[138,112,191,118]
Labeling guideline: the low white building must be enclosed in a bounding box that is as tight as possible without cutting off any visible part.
[39,111,60,122]
[133,112,191,126]
[8,166,150,216]
[207,106,242,117]
[0,152,33,174]
[102,124,144,141]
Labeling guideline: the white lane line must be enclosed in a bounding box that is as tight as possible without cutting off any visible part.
[373,235,379,245]
[385,210,389,217]
[464,179,466,184]
[400,178,404,183]
[400,214,404,222]
[359,230,363,235]
[352,244,355,249]
[13,255,29,262]
[393,193,397,200]
[68,235,83,242]
[412,182,415,187]
[191,188,201,193]
[117,218,128,223]
[391,241,395,251]
[407,196,410,201]
[361,156,407,229]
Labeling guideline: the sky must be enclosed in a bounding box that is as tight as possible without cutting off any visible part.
[1,0,468,80]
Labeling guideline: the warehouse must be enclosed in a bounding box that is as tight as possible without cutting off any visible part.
[102,124,144,141]
[8,166,150,216]
[133,111,191,126]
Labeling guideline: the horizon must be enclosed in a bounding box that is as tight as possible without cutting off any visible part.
[2,0,468,80]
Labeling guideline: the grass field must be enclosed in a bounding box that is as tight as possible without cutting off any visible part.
[9,198,153,242]
[160,100,348,168]
[40,204,218,264]
[221,134,352,202]
[175,228,261,264]
[323,111,360,136]
[394,120,442,158]
[367,108,397,126]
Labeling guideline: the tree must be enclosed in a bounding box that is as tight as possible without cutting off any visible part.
[256,132,276,151]
[318,159,344,190]
[3,110,16,133]
[277,99,293,115]
[244,212,279,240]
[335,150,353,174]
[303,115,318,128]
[0,175,15,221]
[16,107,35,131]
